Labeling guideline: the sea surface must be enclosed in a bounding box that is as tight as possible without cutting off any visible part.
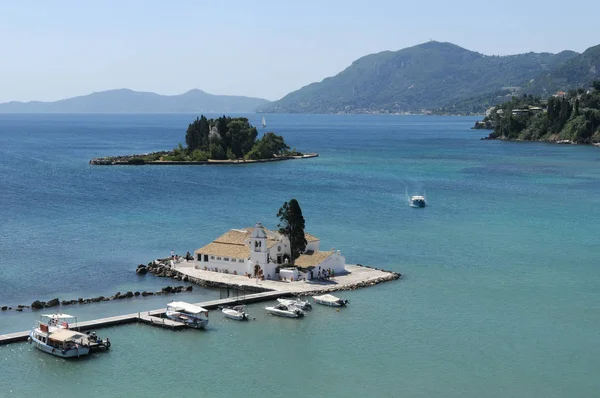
[1,114,599,397]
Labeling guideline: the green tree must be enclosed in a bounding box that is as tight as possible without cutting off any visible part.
[277,199,307,267]
[209,136,226,160]
[226,147,236,160]
[191,149,209,161]
[185,115,210,152]
[246,133,291,160]
[226,118,258,158]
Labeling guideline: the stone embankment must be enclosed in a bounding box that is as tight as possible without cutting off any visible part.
[140,259,401,295]
[140,261,271,293]
[296,265,401,296]
[1,284,193,313]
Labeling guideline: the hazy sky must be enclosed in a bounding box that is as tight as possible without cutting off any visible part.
[1,1,599,102]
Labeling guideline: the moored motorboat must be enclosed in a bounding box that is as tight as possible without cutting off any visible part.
[410,195,426,208]
[222,305,250,321]
[312,294,349,307]
[29,314,110,358]
[277,298,312,310]
[265,304,304,318]
[166,301,209,329]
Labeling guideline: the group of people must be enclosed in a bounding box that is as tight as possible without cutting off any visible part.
[170,250,193,262]
[317,268,335,281]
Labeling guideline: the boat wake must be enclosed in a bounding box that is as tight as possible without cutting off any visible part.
[397,178,427,207]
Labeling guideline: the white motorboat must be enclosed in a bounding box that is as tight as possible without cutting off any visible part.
[312,294,349,307]
[410,195,426,208]
[166,301,209,329]
[222,305,250,321]
[265,304,304,318]
[277,298,312,310]
[29,314,110,358]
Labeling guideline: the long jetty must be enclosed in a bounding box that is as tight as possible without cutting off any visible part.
[0,290,291,346]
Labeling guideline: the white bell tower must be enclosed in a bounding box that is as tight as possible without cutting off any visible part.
[250,222,268,270]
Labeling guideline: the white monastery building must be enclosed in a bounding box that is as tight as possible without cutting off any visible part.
[194,222,346,281]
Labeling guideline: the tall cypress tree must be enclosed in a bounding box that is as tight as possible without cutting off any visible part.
[277,199,307,267]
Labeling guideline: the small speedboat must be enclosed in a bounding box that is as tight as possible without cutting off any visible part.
[312,294,349,307]
[265,304,304,318]
[410,195,426,208]
[277,298,312,310]
[222,306,250,321]
[166,301,209,329]
[29,314,110,358]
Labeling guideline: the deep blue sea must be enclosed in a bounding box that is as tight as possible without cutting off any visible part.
[1,114,600,397]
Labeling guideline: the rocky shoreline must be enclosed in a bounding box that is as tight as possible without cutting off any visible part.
[89,153,319,166]
[480,135,588,145]
[1,284,194,313]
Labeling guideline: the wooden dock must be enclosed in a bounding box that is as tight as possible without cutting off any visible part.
[0,290,290,345]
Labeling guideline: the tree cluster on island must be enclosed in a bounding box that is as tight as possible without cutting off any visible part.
[483,81,600,144]
[181,115,298,161]
[93,115,303,165]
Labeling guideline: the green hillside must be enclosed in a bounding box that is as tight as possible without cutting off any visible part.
[259,41,578,114]
[525,44,600,96]
[484,82,600,143]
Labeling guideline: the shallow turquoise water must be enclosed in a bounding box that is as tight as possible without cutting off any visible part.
[1,114,599,397]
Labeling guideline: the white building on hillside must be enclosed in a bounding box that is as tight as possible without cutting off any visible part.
[194,222,346,281]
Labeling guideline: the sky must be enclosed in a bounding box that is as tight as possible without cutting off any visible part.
[1,0,599,103]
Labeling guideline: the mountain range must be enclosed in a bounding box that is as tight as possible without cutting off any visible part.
[258,41,600,114]
[2,41,599,115]
[0,89,269,113]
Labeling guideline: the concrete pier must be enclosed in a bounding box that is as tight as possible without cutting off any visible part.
[0,291,290,345]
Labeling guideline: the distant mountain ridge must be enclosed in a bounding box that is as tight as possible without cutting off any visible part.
[0,89,270,113]
[258,41,595,114]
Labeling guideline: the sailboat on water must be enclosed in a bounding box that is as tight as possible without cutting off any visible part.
[261,116,266,128]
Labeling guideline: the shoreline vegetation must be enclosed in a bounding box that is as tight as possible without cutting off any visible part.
[476,81,600,145]
[90,115,316,165]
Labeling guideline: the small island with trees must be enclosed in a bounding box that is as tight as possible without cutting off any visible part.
[90,115,317,165]
[478,81,600,144]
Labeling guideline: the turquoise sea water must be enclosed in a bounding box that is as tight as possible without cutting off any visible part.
[1,114,600,397]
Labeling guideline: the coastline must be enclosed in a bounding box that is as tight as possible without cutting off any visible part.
[90,153,318,165]
[480,135,600,146]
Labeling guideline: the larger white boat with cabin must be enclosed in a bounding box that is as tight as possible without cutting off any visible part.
[277,298,312,310]
[166,301,209,329]
[312,294,349,307]
[265,303,305,318]
[221,305,250,321]
[29,314,110,358]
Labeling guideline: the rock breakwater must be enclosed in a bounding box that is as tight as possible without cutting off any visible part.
[1,285,194,313]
